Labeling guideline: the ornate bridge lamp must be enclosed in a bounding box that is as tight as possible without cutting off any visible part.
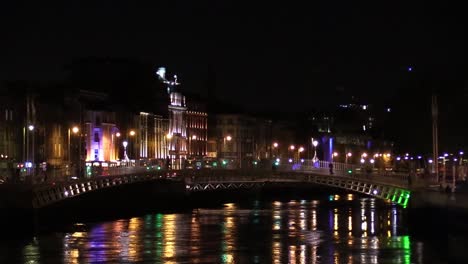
[122,141,129,162]
[312,140,319,163]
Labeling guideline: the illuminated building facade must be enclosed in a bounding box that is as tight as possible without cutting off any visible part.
[84,110,119,161]
[136,112,169,160]
[156,67,188,169]
[167,92,187,169]
[186,110,208,158]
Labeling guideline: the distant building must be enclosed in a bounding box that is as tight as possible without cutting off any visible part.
[186,110,208,157]
[0,95,21,161]
[215,114,271,168]
[84,110,119,162]
[186,98,208,158]
[306,98,394,162]
[136,112,169,160]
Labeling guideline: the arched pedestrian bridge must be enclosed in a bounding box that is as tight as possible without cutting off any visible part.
[19,161,418,209]
[186,169,412,208]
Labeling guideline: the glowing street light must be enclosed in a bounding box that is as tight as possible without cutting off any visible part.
[166,133,173,139]
[226,135,232,141]
[362,153,368,158]
[312,140,319,162]
[290,145,295,150]
[68,126,80,166]
[116,132,121,137]
[28,125,34,131]
[297,147,304,162]
[346,152,352,164]
[129,130,136,136]
[273,142,278,148]
[122,141,129,161]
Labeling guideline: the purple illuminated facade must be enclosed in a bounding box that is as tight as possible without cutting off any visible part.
[84,111,119,162]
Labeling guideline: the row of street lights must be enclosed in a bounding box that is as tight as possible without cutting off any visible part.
[271,140,319,161]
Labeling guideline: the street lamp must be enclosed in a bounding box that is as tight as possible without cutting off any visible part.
[272,142,279,159]
[221,135,232,161]
[26,124,35,180]
[68,127,79,159]
[68,126,79,177]
[289,145,295,161]
[312,140,319,162]
[190,135,197,157]
[332,151,338,162]
[298,147,304,162]
[122,141,129,161]
[346,152,352,164]
[129,130,136,160]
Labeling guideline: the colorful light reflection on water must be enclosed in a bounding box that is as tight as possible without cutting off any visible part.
[0,196,450,263]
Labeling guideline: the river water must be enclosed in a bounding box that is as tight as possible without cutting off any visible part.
[0,193,463,263]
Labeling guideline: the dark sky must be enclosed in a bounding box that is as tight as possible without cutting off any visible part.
[1,1,468,150]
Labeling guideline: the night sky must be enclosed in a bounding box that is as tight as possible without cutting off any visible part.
[1,1,467,151]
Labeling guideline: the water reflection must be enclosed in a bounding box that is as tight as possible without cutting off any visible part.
[3,194,431,263]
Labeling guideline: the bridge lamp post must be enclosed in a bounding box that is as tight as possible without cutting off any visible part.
[312,140,319,163]
[122,141,129,161]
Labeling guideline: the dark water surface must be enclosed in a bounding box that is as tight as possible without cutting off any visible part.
[0,193,465,263]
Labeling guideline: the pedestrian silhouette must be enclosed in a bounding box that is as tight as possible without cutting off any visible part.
[329,163,334,175]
